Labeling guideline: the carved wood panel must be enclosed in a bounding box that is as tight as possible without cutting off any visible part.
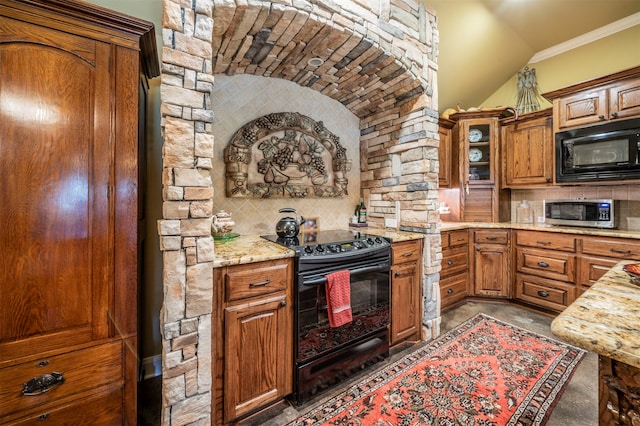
[224,112,351,198]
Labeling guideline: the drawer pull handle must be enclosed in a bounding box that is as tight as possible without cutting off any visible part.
[447,260,453,265]
[447,288,454,294]
[249,279,270,287]
[402,252,414,257]
[22,372,64,396]
[537,261,549,268]
[36,360,50,368]
[610,248,631,255]
[486,237,498,241]
[536,241,551,245]
[456,238,465,241]
[537,291,549,297]
[38,414,50,422]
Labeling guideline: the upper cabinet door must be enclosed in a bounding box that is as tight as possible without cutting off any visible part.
[0,17,112,360]
[501,110,553,187]
[609,76,640,120]
[460,117,499,186]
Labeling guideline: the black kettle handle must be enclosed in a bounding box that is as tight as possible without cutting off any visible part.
[279,208,296,214]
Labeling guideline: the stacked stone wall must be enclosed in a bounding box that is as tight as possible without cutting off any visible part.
[159,0,440,423]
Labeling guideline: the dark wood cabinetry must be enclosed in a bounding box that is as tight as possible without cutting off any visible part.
[0,1,158,424]
[440,230,469,310]
[439,110,510,222]
[390,239,423,346]
[543,66,640,132]
[500,109,553,187]
[471,230,510,298]
[599,355,640,426]
[438,117,457,188]
[213,259,294,424]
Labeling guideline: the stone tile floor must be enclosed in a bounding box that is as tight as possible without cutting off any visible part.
[138,300,598,425]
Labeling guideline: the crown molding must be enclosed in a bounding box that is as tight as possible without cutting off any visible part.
[529,12,640,64]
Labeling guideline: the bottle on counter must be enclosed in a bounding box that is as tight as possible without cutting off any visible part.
[516,200,534,224]
[357,198,367,223]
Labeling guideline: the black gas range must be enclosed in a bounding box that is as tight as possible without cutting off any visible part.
[261,229,390,259]
[262,229,392,403]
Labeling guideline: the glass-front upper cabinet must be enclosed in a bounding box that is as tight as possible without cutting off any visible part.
[458,116,500,187]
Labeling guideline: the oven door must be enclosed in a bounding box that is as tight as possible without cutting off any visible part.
[295,249,390,363]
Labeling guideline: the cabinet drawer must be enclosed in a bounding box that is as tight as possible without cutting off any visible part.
[581,237,640,260]
[440,273,467,309]
[446,230,469,248]
[515,273,576,313]
[577,255,621,289]
[474,230,509,244]
[0,341,123,420]
[392,239,422,265]
[441,246,468,277]
[6,387,123,426]
[516,231,577,252]
[516,247,576,282]
[225,260,290,302]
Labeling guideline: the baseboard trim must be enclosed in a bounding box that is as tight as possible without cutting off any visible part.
[141,354,162,380]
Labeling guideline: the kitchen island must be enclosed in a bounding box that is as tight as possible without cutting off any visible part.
[551,261,640,425]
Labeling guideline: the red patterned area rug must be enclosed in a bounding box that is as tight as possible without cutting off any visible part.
[288,313,586,426]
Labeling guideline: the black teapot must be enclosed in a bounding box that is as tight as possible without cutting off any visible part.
[276,208,305,238]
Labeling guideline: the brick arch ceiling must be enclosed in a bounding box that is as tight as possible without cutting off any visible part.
[211,4,427,119]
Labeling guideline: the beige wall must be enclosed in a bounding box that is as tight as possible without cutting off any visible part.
[481,25,640,110]
[210,75,361,235]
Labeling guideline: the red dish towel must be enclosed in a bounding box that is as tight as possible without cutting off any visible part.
[325,270,352,327]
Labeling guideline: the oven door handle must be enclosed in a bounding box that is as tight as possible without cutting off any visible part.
[302,263,389,286]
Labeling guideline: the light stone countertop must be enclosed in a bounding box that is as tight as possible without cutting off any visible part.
[441,221,640,239]
[213,234,295,268]
[362,228,426,242]
[551,260,640,368]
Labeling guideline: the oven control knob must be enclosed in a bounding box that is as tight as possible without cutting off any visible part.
[304,246,313,254]
[374,237,383,244]
[366,237,374,245]
[315,245,324,253]
[328,244,339,253]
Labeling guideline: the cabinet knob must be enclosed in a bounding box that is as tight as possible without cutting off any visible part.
[395,271,401,277]
[598,114,605,120]
[537,290,549,297]
[447,288,454,294]
[611,112,618,119]
[280,300,287,307]
[476,247,481,251]
[447,260,453,265]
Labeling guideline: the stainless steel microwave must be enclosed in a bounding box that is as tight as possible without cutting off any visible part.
[544,199,618,228]
[555,118,640,182]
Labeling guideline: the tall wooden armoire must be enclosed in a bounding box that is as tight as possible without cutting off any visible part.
[0,0,159,423]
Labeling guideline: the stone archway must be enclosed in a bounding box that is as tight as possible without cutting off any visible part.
[159,1,440,424]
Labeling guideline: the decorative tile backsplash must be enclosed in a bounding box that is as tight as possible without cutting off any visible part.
[511,185,640,229]
[211,74,361,235]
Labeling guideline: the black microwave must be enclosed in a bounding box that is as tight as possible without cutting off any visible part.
[556,118,640,182]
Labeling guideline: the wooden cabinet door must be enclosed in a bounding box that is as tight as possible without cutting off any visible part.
[502,113,553,187]
[438,118,457,188]
[391,261,421,345]
[608,76,640,120]
[473,243,510,298]
[0,15,112,361]
[224,294,292,422]
[554,88,608,130]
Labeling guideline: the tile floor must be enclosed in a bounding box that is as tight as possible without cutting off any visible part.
[138,300,599,425]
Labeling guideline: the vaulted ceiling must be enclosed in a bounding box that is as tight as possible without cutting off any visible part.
[425,0,640,112]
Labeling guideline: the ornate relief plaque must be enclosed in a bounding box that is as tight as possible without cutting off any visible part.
[224,112,351,198]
